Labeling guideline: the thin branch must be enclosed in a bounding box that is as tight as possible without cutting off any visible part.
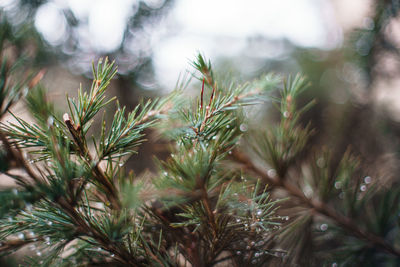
[232,150,400,257]
[0,131,42,183]
[56,198,139,266]
[0,238,39,253]
[200,78,205,110]
[201,185,218,240]
[63,113,120,209]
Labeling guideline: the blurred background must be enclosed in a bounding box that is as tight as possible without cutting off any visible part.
[3,0,400,265]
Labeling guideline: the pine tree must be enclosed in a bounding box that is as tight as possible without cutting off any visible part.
[2,13,400,267]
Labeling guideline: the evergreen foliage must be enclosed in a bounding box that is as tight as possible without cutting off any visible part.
[2,16,400,267]
[0,36,285,265]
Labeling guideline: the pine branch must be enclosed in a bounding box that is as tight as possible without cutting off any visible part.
[63,112,120,209]
[0,131,42,184]
[232,149,400,257]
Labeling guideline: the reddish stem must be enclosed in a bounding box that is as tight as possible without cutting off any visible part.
[201,78,205,110]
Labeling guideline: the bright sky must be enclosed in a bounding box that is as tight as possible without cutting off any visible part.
[1,0,342,89]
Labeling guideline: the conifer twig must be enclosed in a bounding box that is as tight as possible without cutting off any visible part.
[63,113,121,209]
[0,131,42,183]
[232,149,400,257]
[0,238,38,253]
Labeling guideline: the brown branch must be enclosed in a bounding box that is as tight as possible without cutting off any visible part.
[201,185,218,239]
[232,150,400,257]
[63,113,120,209]
[200,78,205,110]
[0,131,42,183]
[56,198,139,266]
[0,238,40,253]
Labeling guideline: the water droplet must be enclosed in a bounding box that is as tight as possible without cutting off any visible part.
[118,162,123,167]
[236,251,241,255]
[364,176,371,184]
[212,135,217,140]
[45,236,50,243]
[239,124,248,132]
[320,224,328,231]
[362,17,374,30]
[12,188,18,195]
[316,157,325,168]
[267,169,277,178]
[23,87,29,97]
[255,252,260,257]
[47,221,53,226]
[250,241,255,246]
[283,111,290,118]
[228,151,232,155]
[36,251,42,256]
[47,116,54,126]
[236,218,241,223]
[111,253,115,257]
[26,203,32,212]
[226,125,230,129]
[256,210,262,216]
[360,185,367,192]
[206,106,210,110]
[17,233,25,240]
[97,247,102,251]
[334,181,341,189]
